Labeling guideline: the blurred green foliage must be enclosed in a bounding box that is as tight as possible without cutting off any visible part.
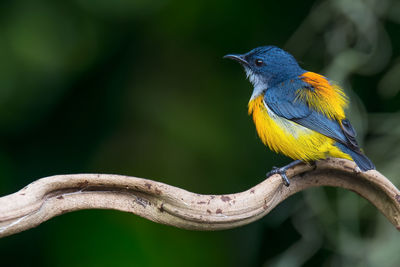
[1,0,399,266]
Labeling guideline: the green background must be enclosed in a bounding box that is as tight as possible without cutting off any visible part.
[1,0,400,266]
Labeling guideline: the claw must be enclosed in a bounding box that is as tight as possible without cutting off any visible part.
[354,166,361,174]
[266,166,279,177]
[266,167,290,186]
[265,160,304,187]
[280,171,290,186]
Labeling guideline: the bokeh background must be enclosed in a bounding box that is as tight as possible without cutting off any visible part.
[1,0,400,266]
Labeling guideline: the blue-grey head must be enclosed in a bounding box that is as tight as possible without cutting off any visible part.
[224,46,304,98]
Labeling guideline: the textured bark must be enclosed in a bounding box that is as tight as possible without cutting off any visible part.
[0,158,399,238]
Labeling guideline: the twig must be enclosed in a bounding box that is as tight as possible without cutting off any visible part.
[0,158,399,238]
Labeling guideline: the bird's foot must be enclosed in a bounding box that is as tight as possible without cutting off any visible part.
[354,166,361,174]
[266,167,291,187]
[266,160,304,187]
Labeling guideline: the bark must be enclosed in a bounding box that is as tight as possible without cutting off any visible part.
[0,158,399,238]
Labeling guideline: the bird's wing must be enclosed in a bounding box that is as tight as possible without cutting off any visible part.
[264,73,357,148]
[340,118,359,149]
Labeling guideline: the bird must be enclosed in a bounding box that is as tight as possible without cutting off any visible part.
[224,45,375,186]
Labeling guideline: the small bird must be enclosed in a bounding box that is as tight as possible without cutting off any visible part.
[224,46,375,186]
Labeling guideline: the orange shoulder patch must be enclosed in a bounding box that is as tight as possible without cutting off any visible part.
[298,72,348,120]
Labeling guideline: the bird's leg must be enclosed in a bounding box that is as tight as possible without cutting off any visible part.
[266,160,304,187]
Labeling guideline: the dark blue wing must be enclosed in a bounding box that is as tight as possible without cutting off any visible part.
[264,79,349,146]
[264,78,375,170]
[264,79,311,119]
[340,118,358,149]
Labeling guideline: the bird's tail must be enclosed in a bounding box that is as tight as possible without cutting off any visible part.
[335,142,375,171]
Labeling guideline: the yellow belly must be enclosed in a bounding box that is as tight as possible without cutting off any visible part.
[248,95,351,162]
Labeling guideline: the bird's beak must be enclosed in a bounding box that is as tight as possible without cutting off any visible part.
[223,54,249,67]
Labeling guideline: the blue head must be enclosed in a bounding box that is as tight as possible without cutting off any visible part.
[224,46,305,98]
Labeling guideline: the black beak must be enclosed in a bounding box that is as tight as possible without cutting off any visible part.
[223,54,249,67]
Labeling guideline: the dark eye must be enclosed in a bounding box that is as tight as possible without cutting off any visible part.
[255,59,263,66]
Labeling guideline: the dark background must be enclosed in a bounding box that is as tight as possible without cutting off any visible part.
[1,0,400,266]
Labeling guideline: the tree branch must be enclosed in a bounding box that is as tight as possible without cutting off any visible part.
[0,158,399,238]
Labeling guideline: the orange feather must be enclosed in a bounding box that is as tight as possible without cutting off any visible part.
[297,72,348,120]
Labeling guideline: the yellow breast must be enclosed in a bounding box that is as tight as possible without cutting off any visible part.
[248,95,350,161]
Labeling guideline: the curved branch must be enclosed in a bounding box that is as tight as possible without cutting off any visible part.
[0,158,399,238]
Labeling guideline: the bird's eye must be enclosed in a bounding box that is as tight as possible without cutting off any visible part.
[255,59,263,67]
